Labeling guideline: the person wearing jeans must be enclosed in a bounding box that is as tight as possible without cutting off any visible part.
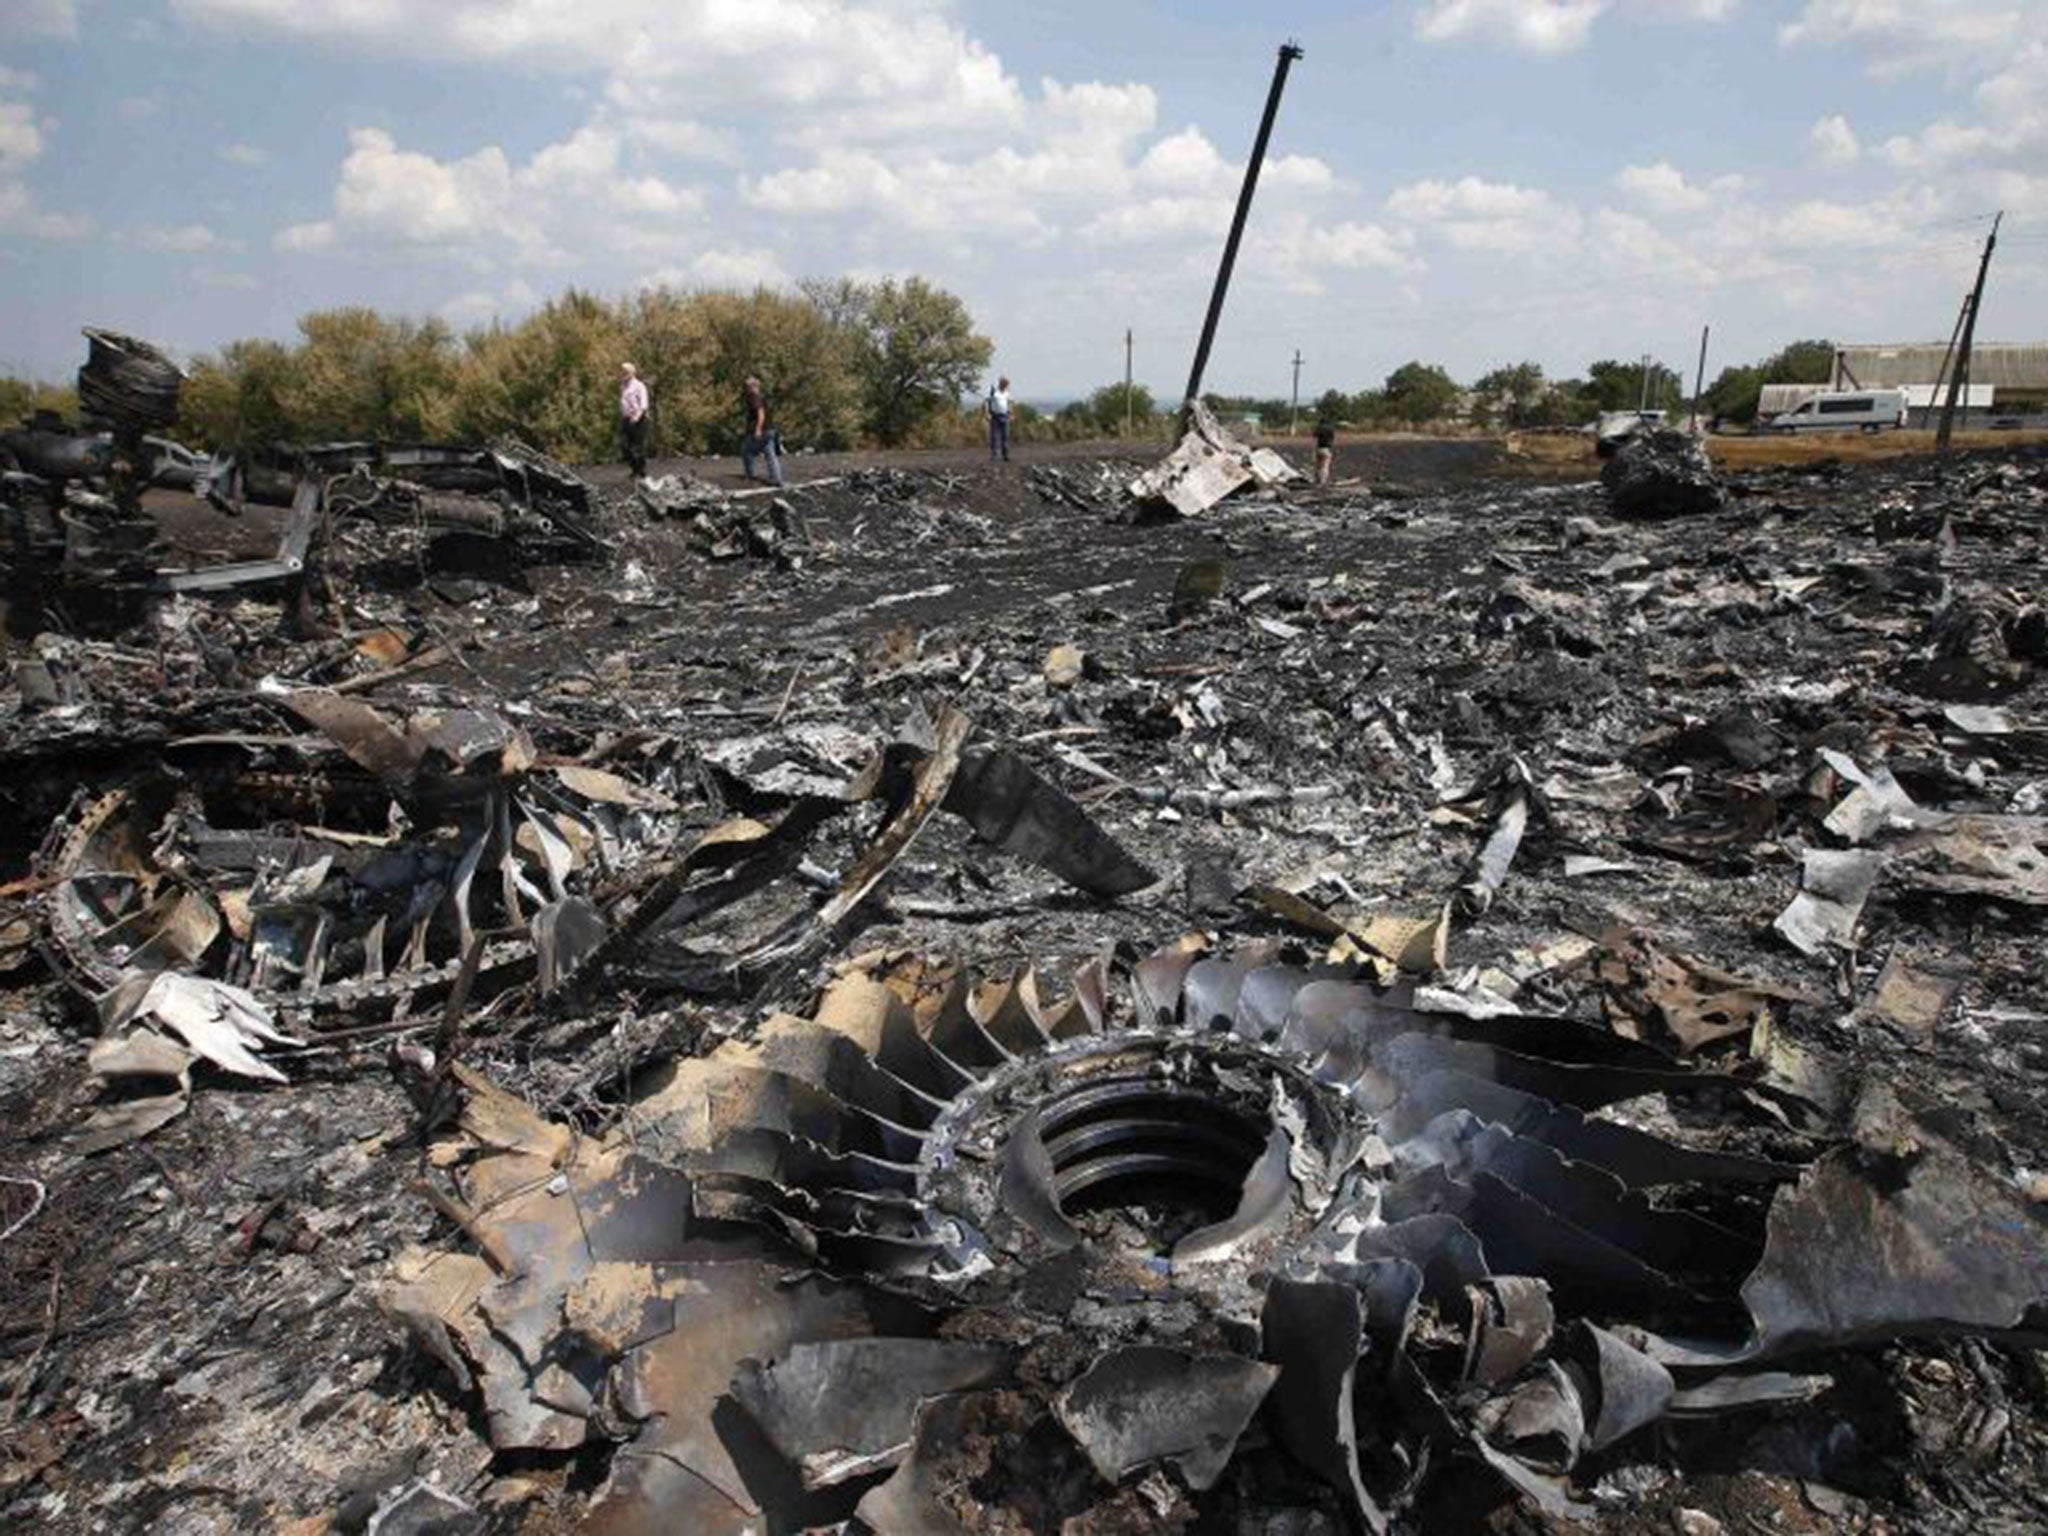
[741,376,784,487]
[986,376,1011,462]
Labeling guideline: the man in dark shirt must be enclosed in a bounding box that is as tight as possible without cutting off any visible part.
[1313,419,1335,486]
[741,376,784,487]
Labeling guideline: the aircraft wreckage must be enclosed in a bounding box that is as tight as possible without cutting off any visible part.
[385,939,2046,1533]
[6,296,2048,1530]
[2,329,601,639]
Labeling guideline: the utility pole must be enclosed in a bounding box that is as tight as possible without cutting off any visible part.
[1937,211,2001,465]
[1289,349,1303,435]
[1638,353,1653,413]
[1183,42,1304,409]
[1124,328,1134,438]
[1690,325,1710,435]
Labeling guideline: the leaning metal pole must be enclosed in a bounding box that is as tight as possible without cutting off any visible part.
[1936,210,2001,468]
[1182,41,1303,409]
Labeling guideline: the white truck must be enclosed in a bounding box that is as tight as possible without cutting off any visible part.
[1762,389,1907,433]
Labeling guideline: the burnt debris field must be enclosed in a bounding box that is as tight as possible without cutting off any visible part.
[5,379,2048,1535]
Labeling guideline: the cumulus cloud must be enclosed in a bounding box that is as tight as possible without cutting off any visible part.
[0,73,87,239]
[1387,175,1583,252]
[175,0,1028,147]
[1808,113,1860,165]
[1614,160,1744,213]
[274,124,701,263]
[1414,0,1606,53]
[1414,0,1735,53]
[638,248,792,290]
[1779,0,2022,74]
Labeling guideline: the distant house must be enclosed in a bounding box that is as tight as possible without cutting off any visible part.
[1833,342,2048,425]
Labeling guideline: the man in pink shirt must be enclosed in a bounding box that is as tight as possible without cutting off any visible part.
[619,361,650,479]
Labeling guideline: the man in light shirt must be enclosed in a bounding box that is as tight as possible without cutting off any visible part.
[619,362,650,479]
[986,376,1011,462]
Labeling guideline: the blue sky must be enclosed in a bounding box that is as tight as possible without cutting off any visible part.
[2,1,2044,400]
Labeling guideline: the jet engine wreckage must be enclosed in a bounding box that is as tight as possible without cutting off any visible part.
[384,933,2047,1533]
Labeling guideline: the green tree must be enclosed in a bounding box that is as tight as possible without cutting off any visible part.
[1086,381,1155,435]
[1761,338,1835,384]
[1471,361,1547,428]
[1584,359,1682,414]
[837,277,992,446]
[1312,387,1348,425]
[1350,388,1391,424]
[283,308,462,441]
[637,285,862,453]
[452,290,628,460]
[1382,361,1460,426]
[0,376,79,426]
[1702,364,1766,424]
[180,339,297,449]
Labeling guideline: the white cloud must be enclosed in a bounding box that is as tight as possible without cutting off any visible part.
[437,278,540,328]
[0,73,87,240]
[176,0,1028,147]
[1135,126,1230,195]
[1414,0,1737,53]
[1614,160,1744,213]
[1079,194,1232,247]
[1880,117,1997,170]
[134,222,237,253]
[0,0,77,39]
[0,96,43,176]
[1387,175,1583,252]
[1779,1,2023,74]
[1271,217,1421,275]
[0,180,90,239]
[218,142,269,166]
[277,124,702,264]
[638,248,792,290]
[616,112,740,165]
[1415,0,1605,53]
[1808,113,1860,165]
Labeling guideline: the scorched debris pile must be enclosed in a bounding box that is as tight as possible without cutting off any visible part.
[2,353,2048,1534]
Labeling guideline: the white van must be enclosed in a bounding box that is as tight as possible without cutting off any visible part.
[1764,389,1907,433]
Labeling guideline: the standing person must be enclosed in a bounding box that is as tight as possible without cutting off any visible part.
[985,376,1011,462]
[741,376,784,487]
[618,362,650,479]
[1312,417,1335,486]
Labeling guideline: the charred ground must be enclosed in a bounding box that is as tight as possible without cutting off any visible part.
[4,432,2048,1533]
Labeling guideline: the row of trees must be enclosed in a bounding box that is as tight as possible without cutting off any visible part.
[5,303,1840,453]
[24,278,994,461]
[1187,341,1837,434]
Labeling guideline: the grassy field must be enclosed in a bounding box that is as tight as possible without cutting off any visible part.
[1500,425,2048,473]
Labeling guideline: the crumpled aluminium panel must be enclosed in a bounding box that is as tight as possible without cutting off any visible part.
[389,942,2048,1532]
[34,703,676,1022]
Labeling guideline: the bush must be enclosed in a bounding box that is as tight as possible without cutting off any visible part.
[163,276,993,460]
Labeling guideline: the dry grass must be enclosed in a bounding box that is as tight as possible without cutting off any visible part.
[1502,426,2048,474]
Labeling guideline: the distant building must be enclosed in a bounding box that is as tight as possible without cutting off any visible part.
[1833,342,2048,425]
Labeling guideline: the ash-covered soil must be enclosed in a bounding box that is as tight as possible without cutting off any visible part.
[4,436,2047,1533]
